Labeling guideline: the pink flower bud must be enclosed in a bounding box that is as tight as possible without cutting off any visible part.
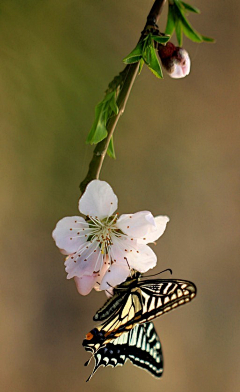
[158,42,191,79]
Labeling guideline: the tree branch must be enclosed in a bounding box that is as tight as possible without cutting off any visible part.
[80,0,166,194]
[147,0,167,27]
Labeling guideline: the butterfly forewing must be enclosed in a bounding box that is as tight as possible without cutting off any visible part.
[84,275,197,365]
[136,279,197,322]
[84,322,163,381]
[93,276,139,322]
[93,278,196,336]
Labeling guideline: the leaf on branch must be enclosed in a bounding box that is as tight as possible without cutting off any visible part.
[181,1,200,14]
[123,41,145,64]
[124,35,163,79]
[165,4,176,37]
[165,1,214,45]
[201,35,215,43]
[175,18,183,46]
[143,38,163,79]
[107,136,116,159]
[86,91,119,145]
[151,35,170,44]
[138,58,145,74]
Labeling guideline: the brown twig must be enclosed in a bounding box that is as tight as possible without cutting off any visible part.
[80,0,166,194]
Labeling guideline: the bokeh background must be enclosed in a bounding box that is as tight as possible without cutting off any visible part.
[1,1,240,391]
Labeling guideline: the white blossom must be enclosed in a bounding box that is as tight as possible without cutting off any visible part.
[52,180,169,295]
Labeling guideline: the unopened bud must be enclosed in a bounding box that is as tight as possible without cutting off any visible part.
[158,42,191,79]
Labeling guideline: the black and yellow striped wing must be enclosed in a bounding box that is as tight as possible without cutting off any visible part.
[83,322,163,381]
[83,275,196,350]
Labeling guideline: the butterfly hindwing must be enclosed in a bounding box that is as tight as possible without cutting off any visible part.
[84,322,163,381]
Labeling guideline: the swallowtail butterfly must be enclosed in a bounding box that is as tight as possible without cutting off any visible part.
[84,322,163,381]
[83,272,196,378]
[83,272,196,349]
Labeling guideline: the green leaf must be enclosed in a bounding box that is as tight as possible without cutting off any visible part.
[86,91,118,145]
[123,55,143,64]
[180,18,203,42]
[151,35,170,44]
[123,40,145,64]
[107,136,116,159]
[175,19,183,46]
[144,42,163,79]
[109,93,119,115]
[174,1,203,42]
[201,35,215,43]
[181,1,200,14]
[86,102,108,144]
[138,58,144,74]
[165,4,176,37]
[167,1,215,45]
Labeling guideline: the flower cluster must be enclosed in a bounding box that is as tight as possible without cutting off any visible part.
[52,180,169,295]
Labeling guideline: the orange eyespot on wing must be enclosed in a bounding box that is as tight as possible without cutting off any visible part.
[85,332,94,340]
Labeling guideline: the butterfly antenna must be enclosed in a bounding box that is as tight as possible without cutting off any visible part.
[142,268,173,278]
[105,288,113,297]
[124,257,133,277]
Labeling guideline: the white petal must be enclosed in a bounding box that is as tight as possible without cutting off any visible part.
[100,264,130,290]
[127,244,157,273]
[79,180,118,218]
[64,244,103,279]
[110,236,139,266]
[170,49,191,79]
[74,275,98,296]
[138,215,170,244]
[52,216,88,254]
[94,257,111,292]
[117,211,156,238]
[105,287,114,298]
[74,256,111,295]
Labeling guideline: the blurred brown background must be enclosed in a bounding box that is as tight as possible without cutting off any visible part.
[1,1,240,391]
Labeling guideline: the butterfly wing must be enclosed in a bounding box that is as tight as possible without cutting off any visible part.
[135,278,197,323]
[93,275,139,322]
[84,322,163,381]
[83,286,143,350]
[83,278,196,350]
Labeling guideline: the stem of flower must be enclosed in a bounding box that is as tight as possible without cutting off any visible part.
[80,63,139,193]
[80,0,166,194]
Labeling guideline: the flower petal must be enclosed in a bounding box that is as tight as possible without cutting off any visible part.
[79,180,118,218]
[52,216,88,254]
[94,256,111,292]
[117,211,157,239]
[100,264,130,291]
[110,236,139,266]
[74,275,98,296]
[74,256,110,296]
[64,244,103,279]
[138,215,170,244]
[127,244,157,273]
[169,49,191,79]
